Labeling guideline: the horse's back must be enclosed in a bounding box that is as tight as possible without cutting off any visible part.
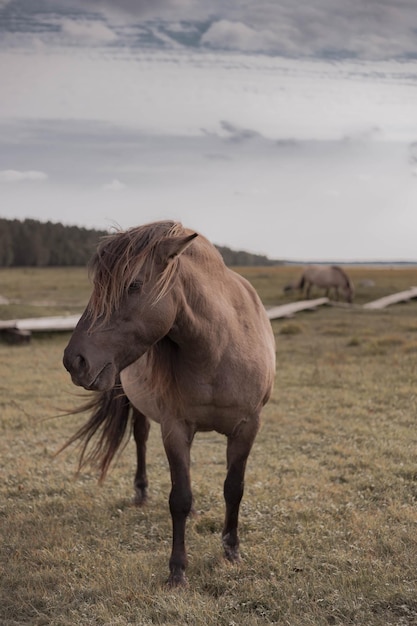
[304,265,338,287]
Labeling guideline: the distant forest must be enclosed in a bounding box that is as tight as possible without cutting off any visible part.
[0,218,278,267]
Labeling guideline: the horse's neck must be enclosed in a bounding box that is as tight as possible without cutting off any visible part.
[169,264,229,354]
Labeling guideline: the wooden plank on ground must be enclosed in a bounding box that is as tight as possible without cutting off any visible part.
[363,287,417,310]
[267,297,329,320]
[0,315,81,332]
[4,285,415,333]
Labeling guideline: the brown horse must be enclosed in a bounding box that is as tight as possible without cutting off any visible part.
[62,220,276,587]
[284,265,354,303]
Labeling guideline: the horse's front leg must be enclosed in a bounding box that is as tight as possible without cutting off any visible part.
[222,418,259,563]
[161,420,194,587]
[132,409,150,505]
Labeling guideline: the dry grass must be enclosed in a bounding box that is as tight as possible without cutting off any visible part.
[0,267,90,320]
[1,267,417,625]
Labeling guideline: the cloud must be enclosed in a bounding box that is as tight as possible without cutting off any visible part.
[408,142,417,163]
[102,178,127,191]
[59,0,195,20]
[218,121,263,143]
[342,126,383,143]
[60,18,118,43]
[2,0,417,59]
[198,2,417,59]
[201,20,278,54]
[0,170,48,183]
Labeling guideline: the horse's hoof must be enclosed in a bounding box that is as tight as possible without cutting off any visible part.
[133,490,148,507]
[223,547,241,563]
[222,535,241,563]
[166,571,188,588]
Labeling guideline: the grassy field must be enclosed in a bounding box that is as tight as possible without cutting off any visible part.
[1,266,417,625]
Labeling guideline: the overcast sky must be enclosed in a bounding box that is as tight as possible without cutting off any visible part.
[1,0,417,260]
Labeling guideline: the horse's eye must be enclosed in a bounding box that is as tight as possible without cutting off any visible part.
[128,280,143,294]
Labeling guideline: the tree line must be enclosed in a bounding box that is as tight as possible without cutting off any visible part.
[0,219,107,267]
[0,218,279,267]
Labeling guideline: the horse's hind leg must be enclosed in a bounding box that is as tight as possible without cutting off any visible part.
[132,409,150,506]
[222,418,259,563]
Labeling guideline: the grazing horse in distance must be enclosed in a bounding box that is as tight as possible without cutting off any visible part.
[284,265,354,303]
[62,220,276,587]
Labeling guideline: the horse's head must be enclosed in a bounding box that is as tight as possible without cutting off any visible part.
[63,223,197,391]
[343,283,354,303]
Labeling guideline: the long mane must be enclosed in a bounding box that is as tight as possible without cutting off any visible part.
[87,221,188,327]
[86,220,226,412]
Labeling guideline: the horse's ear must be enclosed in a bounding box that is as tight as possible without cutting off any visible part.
[157,233,198,266]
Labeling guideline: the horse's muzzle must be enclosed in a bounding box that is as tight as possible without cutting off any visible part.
[63,349,115,391]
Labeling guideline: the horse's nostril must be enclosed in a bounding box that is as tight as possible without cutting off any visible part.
[73,354,87,373]
[75,354,86,370]
[63,350,87,374]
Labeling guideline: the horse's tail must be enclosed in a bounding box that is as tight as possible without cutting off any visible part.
[57,378,133,482]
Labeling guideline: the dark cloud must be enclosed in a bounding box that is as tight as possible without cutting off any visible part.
[219,121,263,143]
[2,0,417,59]
[212,0,417,59]
[57,0,200,20]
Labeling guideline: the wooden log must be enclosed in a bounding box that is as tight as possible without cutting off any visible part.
[0,315,81,332]
[1,328,32,344]
[363,287,417,310]
[267,297,329,320]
